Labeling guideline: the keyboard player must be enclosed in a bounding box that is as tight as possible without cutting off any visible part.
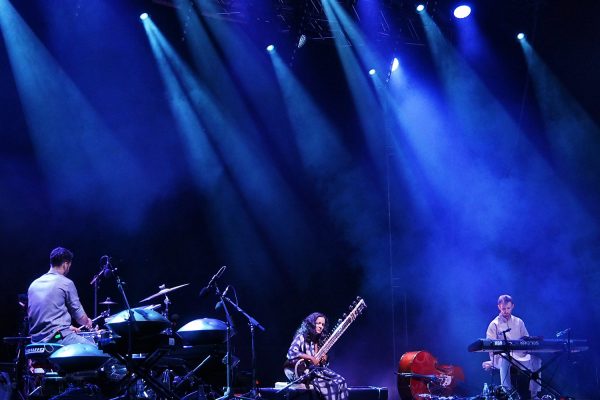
[483,294,541,398]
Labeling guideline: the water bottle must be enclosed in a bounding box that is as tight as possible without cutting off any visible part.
[482,382,490,398]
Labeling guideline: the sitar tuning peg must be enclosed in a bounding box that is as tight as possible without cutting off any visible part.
[337,319,343,324]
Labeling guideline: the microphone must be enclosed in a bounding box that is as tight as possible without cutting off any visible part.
[90,255,112,285]
[101,255,115,277]
[215,285,231,310]
[199,265,227,297]
[500,327,511,334]
[556,328,571,338]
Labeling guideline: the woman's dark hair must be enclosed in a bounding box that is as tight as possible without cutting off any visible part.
[295,312,328,345]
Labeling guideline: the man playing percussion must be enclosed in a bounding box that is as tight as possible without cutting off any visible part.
[28,247,94,345]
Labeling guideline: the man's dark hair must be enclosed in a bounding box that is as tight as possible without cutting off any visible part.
[50,247,74,267]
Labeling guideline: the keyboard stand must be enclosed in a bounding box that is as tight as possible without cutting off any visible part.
[495,351,563,398]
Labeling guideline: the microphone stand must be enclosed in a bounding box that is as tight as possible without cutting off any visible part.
[221,294,265,399]
[102,258,136,360]
[277,367,323,393]
[215,283,236,400]
[90,256,110,319]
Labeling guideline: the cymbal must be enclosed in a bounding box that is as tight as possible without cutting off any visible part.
[99,297,117,305]
[140,283,189,303]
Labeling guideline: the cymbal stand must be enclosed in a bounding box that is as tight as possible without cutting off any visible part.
[104,260,177,400]
[221,293,265,399]
[162,294,172,335]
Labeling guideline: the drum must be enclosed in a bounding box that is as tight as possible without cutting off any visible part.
[177,318,227,346]
[49,343,111,373]
[76,331,99,344]
[24,343,64,360]
[105,307,170,338]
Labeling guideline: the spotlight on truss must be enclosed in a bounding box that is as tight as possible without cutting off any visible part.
[416,4,425,13]
[140,13,149,21]
[266,44,275,52]
[297,34,307,49]
[517,32,525,40]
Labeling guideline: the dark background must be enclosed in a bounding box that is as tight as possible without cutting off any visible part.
[1,0,599,398]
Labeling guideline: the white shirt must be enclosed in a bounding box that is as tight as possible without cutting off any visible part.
[486,314,529,367]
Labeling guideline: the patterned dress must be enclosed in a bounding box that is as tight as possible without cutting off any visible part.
[286,333,349,400]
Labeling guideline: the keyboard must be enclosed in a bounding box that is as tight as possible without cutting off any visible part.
[468,338,589,353]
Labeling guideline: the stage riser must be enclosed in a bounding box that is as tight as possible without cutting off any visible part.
[261,386,388,400]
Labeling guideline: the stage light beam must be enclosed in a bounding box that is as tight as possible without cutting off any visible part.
[368,69,376,76]
[517,33,525,40]
[140,13,149,21]
[266,44,275,52]
[416,4,425,13]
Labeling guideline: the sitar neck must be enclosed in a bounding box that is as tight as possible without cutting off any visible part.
[315,298,366,359]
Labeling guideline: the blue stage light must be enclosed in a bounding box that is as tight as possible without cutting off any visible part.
[517,32,525,40]
[140,13,149,21]
[416,4,425,13]
[453,5,471,19]
[297,34,307,49]
[391,58,399,72]
[368,69,376,76]
[266,44,275,52]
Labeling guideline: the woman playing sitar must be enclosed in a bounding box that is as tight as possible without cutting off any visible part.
[284,312,348,400]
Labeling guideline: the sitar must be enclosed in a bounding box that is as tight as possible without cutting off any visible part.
[284,297,367,380]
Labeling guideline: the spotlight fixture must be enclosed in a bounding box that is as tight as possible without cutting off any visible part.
[297,34,307,49]
[453,5,471,19]
[368,69,376,76]
[416,4,425,13]
[266,44,275,52]
[517,32,525,40]
[391,58,399,72]
[140,13,149,21]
